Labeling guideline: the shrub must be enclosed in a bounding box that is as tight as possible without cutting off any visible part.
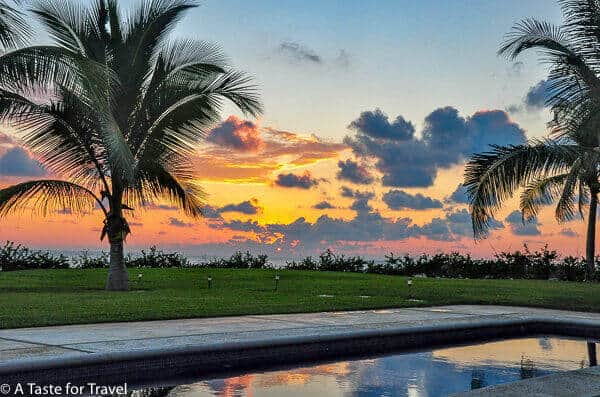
[126,246,191,268]
[0,241,70,271]
[204,251,270,269]
[74,251,109,269]
[285,249,374,272]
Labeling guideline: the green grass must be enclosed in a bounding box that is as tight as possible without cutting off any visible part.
[2,268,600,329]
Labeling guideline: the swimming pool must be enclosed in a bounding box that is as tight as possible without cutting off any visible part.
[129,337,591,396]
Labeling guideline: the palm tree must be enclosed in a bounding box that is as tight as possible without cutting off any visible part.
[0,0,29,50]
[0,0,261,290]
[464,0,600,280]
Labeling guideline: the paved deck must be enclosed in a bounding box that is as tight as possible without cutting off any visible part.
[2,305,600,387]
[454,366,600,396]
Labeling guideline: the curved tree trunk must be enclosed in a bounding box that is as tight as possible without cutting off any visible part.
[586,190,598,281]
[106,240,129,291]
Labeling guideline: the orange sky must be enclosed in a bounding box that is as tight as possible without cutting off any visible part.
[0,111,589,260]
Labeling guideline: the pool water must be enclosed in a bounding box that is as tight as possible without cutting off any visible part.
[132,337,591,396]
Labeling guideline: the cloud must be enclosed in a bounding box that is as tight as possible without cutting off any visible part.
[525,79,552,110]
[335,49,351,68]
[447,184,470,204]
[199,205,223,219]
[0,147,47,177]
[194,123,345,183]
[336,159,375,184]
[143,203,178,211]
[219,199,261,215]
[345,107,525,187]
[215,206,504,251]
[313,201,335,210]
[278,41,322,64]
[168,217,194,228]
[383,190,443,210]
[509,61,524,76]
[415,209,503,241]
[340,187,375,213]
[275,171,319,189]
[505,210,542,236]
[206,116,262,152]
[507,79,553,113]
[348,108,415,140]
[560,228,579,237]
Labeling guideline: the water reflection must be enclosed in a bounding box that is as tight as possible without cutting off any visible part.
[132,337,588,397]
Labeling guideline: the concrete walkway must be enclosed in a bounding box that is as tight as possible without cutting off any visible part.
[2,305,600,386]
[2,305,597,364]
[454,366,600,396]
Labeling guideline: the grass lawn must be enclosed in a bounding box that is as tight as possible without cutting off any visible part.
[2,267,600,329]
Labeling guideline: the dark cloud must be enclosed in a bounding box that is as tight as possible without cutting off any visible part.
[507,79,553,113]
[313,201,335,210]
[336,159,375,185]
[199,205,223,219]
[0,147,46,177]
[219,199,260,215]
[348,108,415,140]
[278,41,322,64]
[207,116,262,152]
[345,107,525,187]
[415,209,503,241]
[447,184,470,204]
[560,228,579,237]
[216,206,504,251]
[275,172,319,189]
[383,190,443,210]
[505,210,542,236]
[168,217,194,228]
[525,79,552,110]
[143,203,178,211]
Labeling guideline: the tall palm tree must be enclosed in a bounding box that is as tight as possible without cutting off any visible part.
[0,0,29,50]
[0,0,261,290]
[464,0,600,280]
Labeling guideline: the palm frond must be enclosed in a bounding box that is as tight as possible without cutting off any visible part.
[464,140,580,237]
[0,179,104,217]
[555,157,583,221]
[129,155,204,218]
[499,18,600,107]
[0,0,30,49]
[520,173,570,219]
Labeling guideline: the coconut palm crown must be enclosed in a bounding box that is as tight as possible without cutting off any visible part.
[464,0,600,279]
[0,0,29,50]
[0,0,262,290]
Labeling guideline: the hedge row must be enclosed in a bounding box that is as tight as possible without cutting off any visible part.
[0,241,594,281]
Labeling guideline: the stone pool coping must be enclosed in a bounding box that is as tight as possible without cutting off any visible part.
[1,305,600,386]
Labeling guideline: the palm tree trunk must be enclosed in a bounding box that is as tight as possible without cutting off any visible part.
[586,191,598,281]
[106,240,129,291]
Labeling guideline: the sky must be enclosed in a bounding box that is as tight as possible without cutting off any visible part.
[0,0,588,260]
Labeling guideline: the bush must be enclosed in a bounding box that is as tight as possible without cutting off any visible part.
[0,240,596,282]
[126,246,191,268]
[285,249,374,272]
[203,251,270,269]
[0,241,70,271]
[74,251,109,269]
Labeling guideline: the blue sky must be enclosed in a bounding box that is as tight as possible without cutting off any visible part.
[157,0,562,137]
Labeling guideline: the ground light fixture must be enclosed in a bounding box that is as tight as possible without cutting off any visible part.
[407,278,413,300]
[275,274,280,291]
[207,275,212,289]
